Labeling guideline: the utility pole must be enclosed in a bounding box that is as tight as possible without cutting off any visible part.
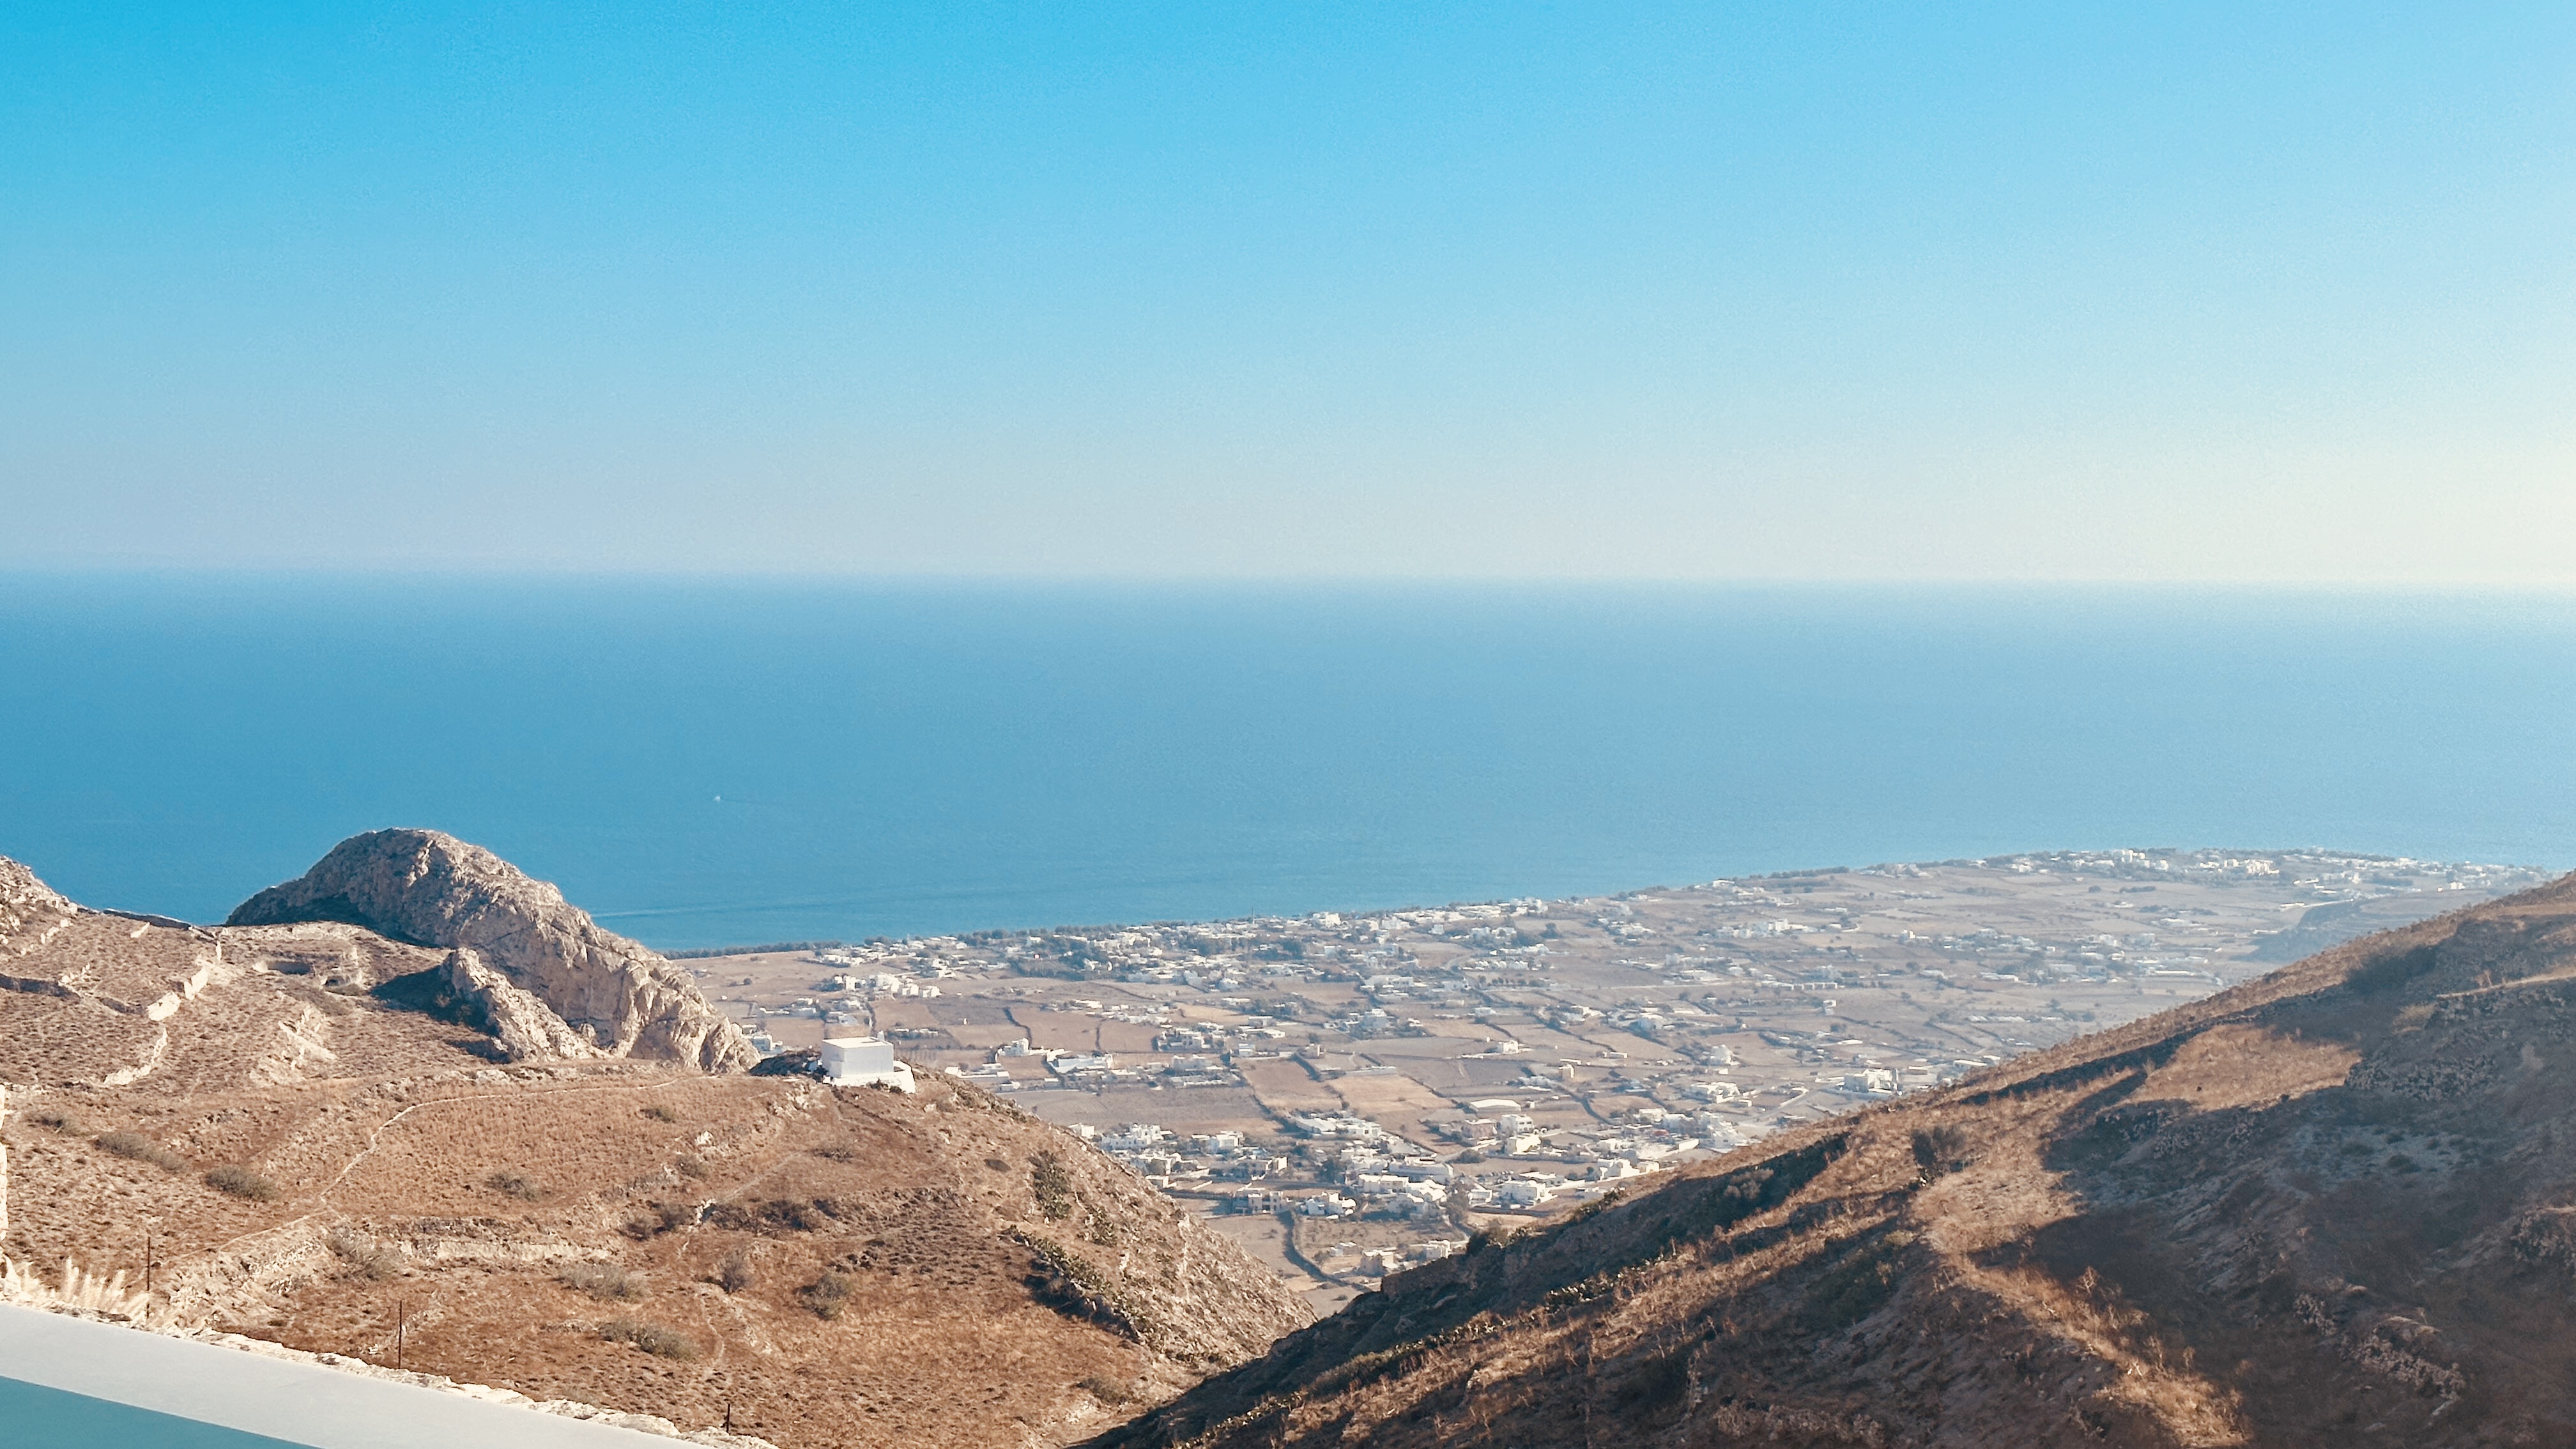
[395,1297,406,1370]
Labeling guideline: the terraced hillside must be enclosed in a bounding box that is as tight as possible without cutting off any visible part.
[1093,872,2576,1448]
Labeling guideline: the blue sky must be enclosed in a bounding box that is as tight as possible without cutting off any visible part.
[4,3,2570,579]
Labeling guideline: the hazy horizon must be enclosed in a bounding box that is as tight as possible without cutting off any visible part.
[16,567,2576,598]
[6,4,2570,585]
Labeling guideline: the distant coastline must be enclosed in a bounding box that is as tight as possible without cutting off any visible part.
[6,578,2573,948]
[654,847,2534,962]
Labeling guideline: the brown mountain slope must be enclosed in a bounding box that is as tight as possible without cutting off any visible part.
[0,849,1308,1449]
[1092,872,2576,1449]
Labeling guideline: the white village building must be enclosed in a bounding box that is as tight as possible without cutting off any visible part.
[819,1036,917,1092]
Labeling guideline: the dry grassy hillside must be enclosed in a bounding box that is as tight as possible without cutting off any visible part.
[0,857,1308,1449]
[1093,873,2576,1449]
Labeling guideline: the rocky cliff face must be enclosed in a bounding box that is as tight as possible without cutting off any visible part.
[1,858,73,944]
[227,830,754,1072]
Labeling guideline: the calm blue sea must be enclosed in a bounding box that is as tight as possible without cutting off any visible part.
[3,577,2572,950]
[0,1376,313,1448]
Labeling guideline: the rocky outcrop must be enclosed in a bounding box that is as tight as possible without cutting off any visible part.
[1,857,75,949]
[227,831,755,1072]
[1,858,70,912]
[436,948,605,1062]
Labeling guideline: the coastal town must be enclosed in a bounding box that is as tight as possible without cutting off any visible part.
[686,848,2549,1310]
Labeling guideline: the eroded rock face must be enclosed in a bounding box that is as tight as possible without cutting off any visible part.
[227,830,755,1071]
[1,857,73,938]
[438,948,606,1062]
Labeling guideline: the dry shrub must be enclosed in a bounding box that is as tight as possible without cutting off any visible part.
[1080,1376,1133,1406]
[705,1197,838,1233]
[486,1168,544,1202]
[25,1105,83,1135]
[799,1270,857,1319]
[625,1200,694,1239]
[600,1317,698,1360]
[1803,1228,1917,1333]
[675,1153,711,1179]
[1911,1126,1969,1179]
[808,1142,859,1162]
[717,1248,756,1294]
[205,1165,282,1202]
[642,1103,682,1124]
[1031,1152,1075,1221]
[96,1131,190,1172]
[775,1198,835,1232]
[564,1261,647,1300]
[326,1228,404,1282]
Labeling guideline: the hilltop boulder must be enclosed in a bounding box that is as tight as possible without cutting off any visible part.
[229,829,755,1071]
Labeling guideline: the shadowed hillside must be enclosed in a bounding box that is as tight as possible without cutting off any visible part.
[1091,873,2576,1448]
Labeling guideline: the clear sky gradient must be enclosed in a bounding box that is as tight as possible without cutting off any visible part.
[6,3,2570,580]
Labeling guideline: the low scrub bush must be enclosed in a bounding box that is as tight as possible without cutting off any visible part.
[747,1048,821,1079]
[1911,1126,1969,1179]
[716,1249,756,1294]
[205,1165,282,1202]
[599,1317,698,1360]
[703,1197,839,1233]
[563,1261,647,1300]
[624,1199,694,1239]
[95,1131,190,1172]
[1803,1228,1917,1333]
[1016,1231,1148,1342]
[25,1105,83,1135]
[674,1153,710,1180]
[642,1103,682,1123]
[1031,1152,1075,1221]
[326,1228,404,1282]
[798,1270,856,1320]
[486,1169,544,1202]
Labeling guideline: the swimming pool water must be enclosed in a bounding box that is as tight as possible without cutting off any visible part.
[0,1376,317,1449]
